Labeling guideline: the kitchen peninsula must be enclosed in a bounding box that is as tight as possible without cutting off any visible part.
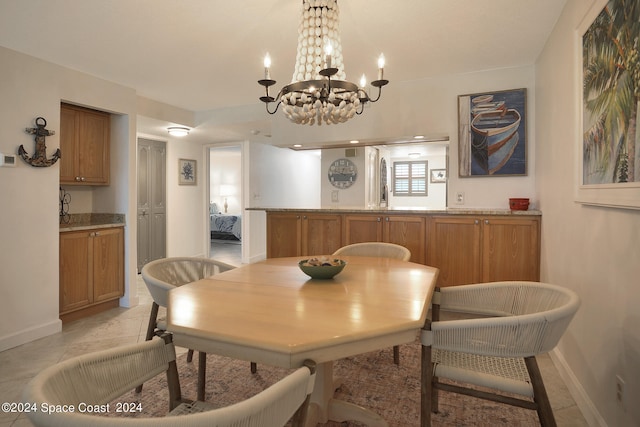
[253,207,541,287]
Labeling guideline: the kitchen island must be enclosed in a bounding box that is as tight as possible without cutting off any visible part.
[250,207,541,287]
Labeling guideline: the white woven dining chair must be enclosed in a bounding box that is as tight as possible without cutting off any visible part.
[420,281,580,427]
[333,242,411,262]
[138,257,256,399]
[333,242,412,365]
[23,334,317,427]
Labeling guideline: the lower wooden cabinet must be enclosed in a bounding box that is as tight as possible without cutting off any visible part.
[60,227,124,321]
[266,212,342,258]
[343,214,426,264]
[265,211,540,287]
[427,215,540,287]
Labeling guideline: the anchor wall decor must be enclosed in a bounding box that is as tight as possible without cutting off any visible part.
[18,117,61,167]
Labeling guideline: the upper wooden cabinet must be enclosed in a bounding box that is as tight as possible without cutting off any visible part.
[427,215,540,287]
[343,214,426,264]
[60,103,110,185]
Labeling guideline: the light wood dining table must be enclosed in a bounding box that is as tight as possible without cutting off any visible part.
[166,255,438,426]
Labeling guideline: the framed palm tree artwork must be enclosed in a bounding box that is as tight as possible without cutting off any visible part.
[578,0,640,209]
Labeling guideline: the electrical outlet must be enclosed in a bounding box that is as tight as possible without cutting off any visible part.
[455,191,465,205]
[616,375,625,408]
[331,190,339,203]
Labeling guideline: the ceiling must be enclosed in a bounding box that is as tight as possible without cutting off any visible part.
[0,0,567,146]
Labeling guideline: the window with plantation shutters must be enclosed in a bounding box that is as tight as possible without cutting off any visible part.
[393,161,427,196]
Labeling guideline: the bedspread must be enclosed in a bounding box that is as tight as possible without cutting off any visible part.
[210,214,241,240]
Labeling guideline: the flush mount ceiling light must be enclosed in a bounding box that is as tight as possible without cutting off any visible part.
[167,126,190,137]
[258,0,389,126]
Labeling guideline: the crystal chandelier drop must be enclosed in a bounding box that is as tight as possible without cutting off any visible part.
[258,0,389,126]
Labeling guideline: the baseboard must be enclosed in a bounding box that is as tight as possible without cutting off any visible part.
[245,252,266,264]
[0,319,62,353]
[550,348,607,426]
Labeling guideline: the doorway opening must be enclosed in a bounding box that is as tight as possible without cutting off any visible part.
[207,144,242,266]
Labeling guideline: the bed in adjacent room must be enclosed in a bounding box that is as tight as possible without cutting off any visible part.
[209,204,241,240]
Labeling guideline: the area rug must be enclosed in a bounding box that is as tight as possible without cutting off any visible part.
[108,340,541,426]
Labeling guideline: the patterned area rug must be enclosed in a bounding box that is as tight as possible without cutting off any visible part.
[108,340,540,426]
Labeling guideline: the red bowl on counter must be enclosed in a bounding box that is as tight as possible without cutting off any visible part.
[509,198,530,210]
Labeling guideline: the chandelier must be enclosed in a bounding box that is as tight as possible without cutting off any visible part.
[258,0,389,126]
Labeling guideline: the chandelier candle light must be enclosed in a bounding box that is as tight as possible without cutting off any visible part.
[258,0,389,126]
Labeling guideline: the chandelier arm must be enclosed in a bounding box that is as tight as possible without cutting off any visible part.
[264,99,282,115]
[367,85,384,103]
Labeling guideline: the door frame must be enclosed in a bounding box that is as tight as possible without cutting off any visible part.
[205,142,244,261]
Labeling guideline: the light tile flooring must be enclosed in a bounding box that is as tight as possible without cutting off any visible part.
[0,242,588,426]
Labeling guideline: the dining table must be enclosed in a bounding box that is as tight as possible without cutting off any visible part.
[166,255,438,426]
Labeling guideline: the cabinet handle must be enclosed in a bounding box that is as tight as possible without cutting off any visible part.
[385,217,390,222]
[474,219,479,225]
[485,219,489,225]
[303,215,307,220]
[81,177,86,182]
[377,217,381,222]
[296,215,300,219]
[75,176,81,182]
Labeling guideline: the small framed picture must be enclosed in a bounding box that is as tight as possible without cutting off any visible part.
[178,159,197,185]
[430,169,446,183]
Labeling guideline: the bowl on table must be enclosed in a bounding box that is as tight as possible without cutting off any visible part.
[298,257,347,280]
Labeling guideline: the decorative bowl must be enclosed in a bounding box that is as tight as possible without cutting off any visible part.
[509,198,530,211]
[298,258,347,280]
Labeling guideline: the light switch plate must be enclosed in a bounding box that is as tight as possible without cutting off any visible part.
[0,153,17,167]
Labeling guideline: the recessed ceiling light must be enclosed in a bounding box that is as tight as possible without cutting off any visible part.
[409,152,421,158]
[167,126,190,137]
[413,135,425,139]
[350,140,359,144]
[293,144,302,148]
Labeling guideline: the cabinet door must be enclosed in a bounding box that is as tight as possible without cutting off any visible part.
[383,215,426,264]
[267,213,302,258]
[343,214,383,244]
[78,110,110,184]
[427,216,481,287]
[302,214,342,256]
[60,231,91,313]
[59,106,79,183]
[482,217,540,282]
[93,228,124,302]
[60,104,109,185]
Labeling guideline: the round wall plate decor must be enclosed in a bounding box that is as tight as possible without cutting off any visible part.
[328,158,358,189]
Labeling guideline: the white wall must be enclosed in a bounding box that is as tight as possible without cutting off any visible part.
[0,46,138,351]
[165,137,208,258]
[270,67,537,210]
[320,147,367,208]
[536,1,640,426]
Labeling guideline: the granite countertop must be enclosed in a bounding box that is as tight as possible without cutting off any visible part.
[247,207,541,215]
[60,213,126,232]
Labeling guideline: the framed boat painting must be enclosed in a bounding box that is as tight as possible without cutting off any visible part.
[458,88,527,177]
[576,0,640,210]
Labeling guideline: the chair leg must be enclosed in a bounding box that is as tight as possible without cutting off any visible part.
[136,302,160,393]
[144,302,159,341]
[187,349,194,363]
[251,362,257,373]
[421,321,433,427]
[393,345,400,365]
[525,356,557,427]
[197,351,207,401]
[160,333,183,412]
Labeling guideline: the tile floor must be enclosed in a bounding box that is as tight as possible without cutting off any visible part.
[0,242,588,426]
